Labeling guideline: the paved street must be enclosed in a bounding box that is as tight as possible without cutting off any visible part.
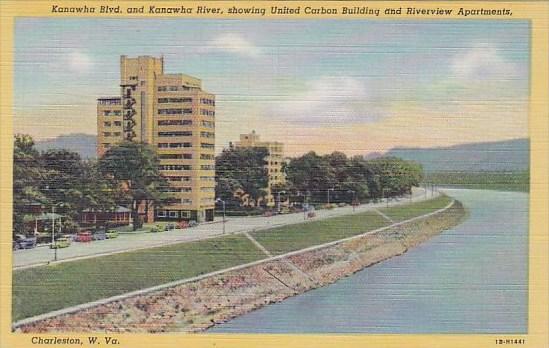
[14,187,437,269]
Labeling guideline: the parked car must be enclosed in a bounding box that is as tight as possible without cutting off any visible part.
[164,223,176,231]
[307,211,316,218]
[188,220,198,228]
[13,234,37,250]
[50,237,71,249]
[106,230,119,239]
[76,231,92,242]
[177,220,189,229]
[92,230,107,241]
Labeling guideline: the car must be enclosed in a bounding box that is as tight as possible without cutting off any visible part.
[50,237,71,249]
[106,230,119,239]
[177,220,189,229]
[13,234,37,250]
[76,231,92,242]
[188,221,198,228]
[164,223,176,231]
[307,211,316,218]
[92,230,107,241]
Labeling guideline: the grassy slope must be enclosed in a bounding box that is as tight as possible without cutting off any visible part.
[425,171,529,192]
[380,195,452,222]
[13,235,264,322]
[13,194,456,322]
[251,211,388,256]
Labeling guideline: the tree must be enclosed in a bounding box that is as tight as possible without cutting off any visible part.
[286,151,336,204]
[98,142,167,230]
[215,147,269,206]
[40,149,86,223]
[13,135,46,235]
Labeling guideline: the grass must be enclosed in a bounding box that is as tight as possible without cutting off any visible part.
[425,171,529,192]
[251,211,389,256]
[13,194,455,322]
[12,235,264,322]
[380,195,452,222]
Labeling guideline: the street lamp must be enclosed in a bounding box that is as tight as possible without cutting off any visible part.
[327,188,335,205]
[216,198,226,235]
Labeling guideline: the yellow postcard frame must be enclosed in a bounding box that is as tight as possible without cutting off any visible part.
[0,1,547,347]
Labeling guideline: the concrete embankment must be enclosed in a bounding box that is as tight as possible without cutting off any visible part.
[17,200,466,333]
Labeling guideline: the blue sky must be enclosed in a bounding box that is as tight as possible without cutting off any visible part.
[14,19,529,155]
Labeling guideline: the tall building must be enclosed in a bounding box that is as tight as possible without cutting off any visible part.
[97,55,215,222]
[235,131,285,207]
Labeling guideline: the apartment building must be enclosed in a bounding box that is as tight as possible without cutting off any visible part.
[97,55,215,222]
[235,130,285,207]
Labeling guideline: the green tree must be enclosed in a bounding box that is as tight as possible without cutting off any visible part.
[286,151,336,204]
[98,141,167,230]
[215,146,269,206]
[13,135,46,235]
[40,149,86,223]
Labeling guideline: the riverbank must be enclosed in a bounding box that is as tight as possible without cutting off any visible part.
[16,198,466,333]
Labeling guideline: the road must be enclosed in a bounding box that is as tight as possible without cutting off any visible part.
[13,187,437,269]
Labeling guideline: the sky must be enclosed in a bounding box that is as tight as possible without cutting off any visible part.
[14,19,529,156]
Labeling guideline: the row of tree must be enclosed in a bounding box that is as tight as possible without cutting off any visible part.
[215,147,424,208]
[283,151,423,204]
[13,135,166,234]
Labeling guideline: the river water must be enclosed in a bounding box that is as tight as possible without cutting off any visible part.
[210,189,528,333]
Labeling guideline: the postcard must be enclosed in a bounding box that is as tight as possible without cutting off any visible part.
[0,1,548,348]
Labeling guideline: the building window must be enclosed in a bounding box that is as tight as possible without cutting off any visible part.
[200,131,214,139]
[158,131,192,137]
[201,143,214,149]
[200,154,215,160]
[158,108,192,115]
[158,143,192,148]
[168,211,178,218]
[158,86,167,92]
[103,132,112,137]
[129,76,138,80]
[98,98,121,105]
[159,154,192,160]
[181,199,192,205]
[157,210,167,217]
[200,165,215,170]
[158,120,192,126]
[201,187,215,192]
[114,121,122,126]
[200,98,215,106]
[113,132,121,137]
[169,86,178,91]
[201,120,215,128]
[200,109,215,117]
[104,121,111,127]
[158,97,192,103]
[158,165,192,171]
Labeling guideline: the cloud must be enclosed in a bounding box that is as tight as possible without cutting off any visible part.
[266,76,385,126]
[450,43,517,81]
[210,33,261,58]
[67,51,93,73]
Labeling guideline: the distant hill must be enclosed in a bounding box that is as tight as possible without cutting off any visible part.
[35,134,97,159]
[385,138,529,172]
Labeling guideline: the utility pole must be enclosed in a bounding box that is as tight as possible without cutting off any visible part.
[327,188,334,205]
[51,206,57,261]
[216,198,226,235]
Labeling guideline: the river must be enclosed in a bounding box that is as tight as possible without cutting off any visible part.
[210,189,528,333]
